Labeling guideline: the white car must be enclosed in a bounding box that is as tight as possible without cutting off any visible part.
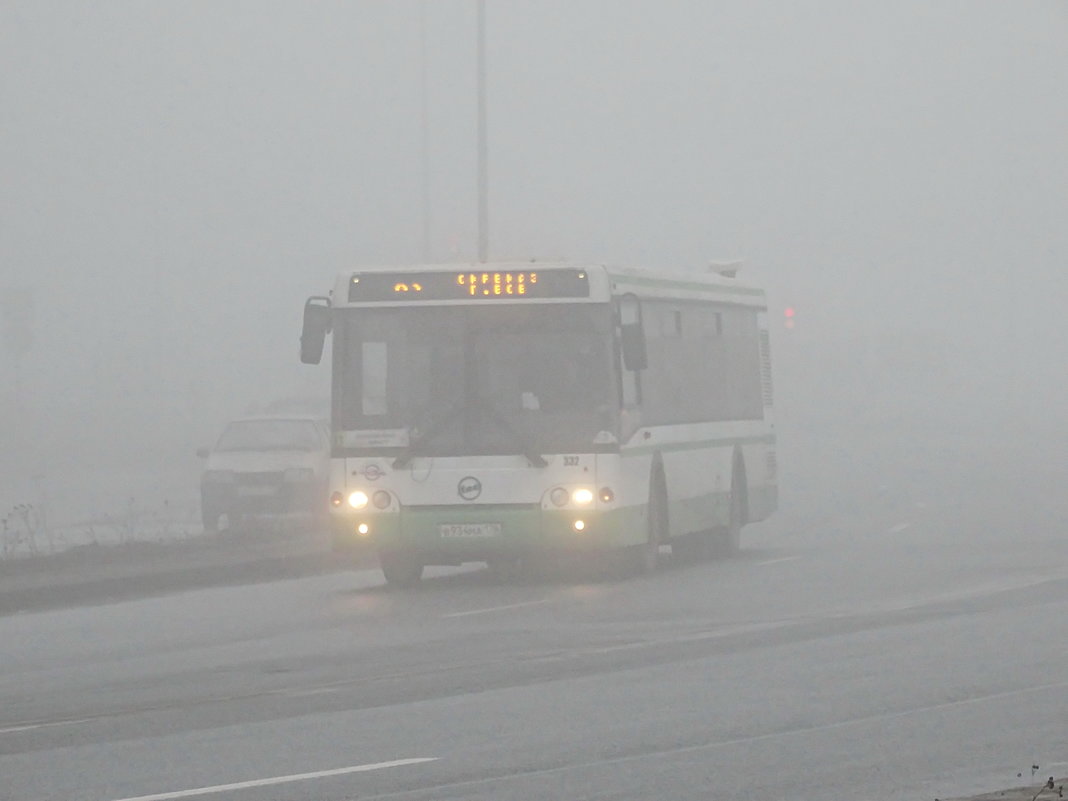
[198,416,330,531]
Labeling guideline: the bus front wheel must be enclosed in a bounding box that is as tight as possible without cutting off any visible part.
[625,471,667,576]
[379,550,424,587]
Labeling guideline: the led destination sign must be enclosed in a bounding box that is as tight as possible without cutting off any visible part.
[348,269,590,302]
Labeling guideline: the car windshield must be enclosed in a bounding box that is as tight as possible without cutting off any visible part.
[334,304,617,456]
[214,420,322,452]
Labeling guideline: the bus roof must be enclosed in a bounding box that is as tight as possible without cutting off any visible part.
[329,262,766,309]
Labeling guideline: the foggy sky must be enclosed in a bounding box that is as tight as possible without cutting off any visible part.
[2,1,1067,513]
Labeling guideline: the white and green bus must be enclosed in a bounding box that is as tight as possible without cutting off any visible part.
[300,262,776,585]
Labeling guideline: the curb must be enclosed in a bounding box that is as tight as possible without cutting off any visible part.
[946,778,1066,801]
[0,532,372,616]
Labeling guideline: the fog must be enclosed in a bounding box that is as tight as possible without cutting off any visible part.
[2,1,1067,525]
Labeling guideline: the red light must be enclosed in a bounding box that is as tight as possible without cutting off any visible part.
[783,307,795,318]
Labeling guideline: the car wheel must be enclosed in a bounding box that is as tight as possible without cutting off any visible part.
[201,505,221,533]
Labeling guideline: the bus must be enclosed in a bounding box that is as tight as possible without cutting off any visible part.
[300,262,776,586]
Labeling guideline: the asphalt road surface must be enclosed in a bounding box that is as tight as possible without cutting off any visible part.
[3,425,1067,801]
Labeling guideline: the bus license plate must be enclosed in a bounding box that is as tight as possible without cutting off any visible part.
[439,523,501,539]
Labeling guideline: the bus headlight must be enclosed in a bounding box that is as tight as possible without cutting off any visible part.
[572,488,594,505]
[348,491,369,510]
[550,488,570,507]
[372,490,392,509]
[330,491,344,507]
[598,487,615,503]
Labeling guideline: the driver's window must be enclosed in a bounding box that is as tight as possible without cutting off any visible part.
[618,299,642,409]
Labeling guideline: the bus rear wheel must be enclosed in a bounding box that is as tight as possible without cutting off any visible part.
[379,550,424,587]
[672,529,714,563]
[711,482,744,557]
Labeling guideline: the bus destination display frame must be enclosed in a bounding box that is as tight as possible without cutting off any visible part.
[348,269,590,302]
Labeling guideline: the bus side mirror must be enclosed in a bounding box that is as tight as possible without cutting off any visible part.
[300,297,331,365]
[621,322,647,371]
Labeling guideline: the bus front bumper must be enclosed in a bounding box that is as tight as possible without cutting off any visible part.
[330,504,643,562]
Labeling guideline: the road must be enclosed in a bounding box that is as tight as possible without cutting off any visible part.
[3,424,1068,801]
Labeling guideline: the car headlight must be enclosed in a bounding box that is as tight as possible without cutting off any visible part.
[283,467,315,483]
[348,490,369,510]
[203,470,235,483]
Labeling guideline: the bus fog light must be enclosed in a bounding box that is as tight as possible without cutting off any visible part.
[357,523,370,536]
[598,487,614,503]
[572,488,594,505]
[372,490,391,509]
[550,487,570,507]
[573,519,586,532]
[348,491,369,510]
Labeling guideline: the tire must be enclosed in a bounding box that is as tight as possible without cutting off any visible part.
[201,505,221,533]
[673,529,714,563]
[625,471,666,575]
[485,557,513,582]
[379,550,424,587]
[712,480,744,557]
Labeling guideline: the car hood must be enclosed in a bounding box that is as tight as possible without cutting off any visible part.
[204,450,325,473]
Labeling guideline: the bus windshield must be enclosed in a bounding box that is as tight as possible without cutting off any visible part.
[334,304,617,457]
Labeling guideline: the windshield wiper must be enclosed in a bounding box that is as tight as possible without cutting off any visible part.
[392,397,547,469]
[391,403,466,469]
[477,397,548,468]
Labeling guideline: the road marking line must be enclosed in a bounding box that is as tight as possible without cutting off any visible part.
[0,717,93,735]
[887,522,911,534]
[107,758,439,801]
[442,599,550,618]
[279,686,339,698]
[881,575,1057,612]
[574,621,794,657]
[755,556,801,567]
[365,681,1068,797]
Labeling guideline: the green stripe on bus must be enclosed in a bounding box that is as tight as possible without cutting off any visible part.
[621,433,775,456]
[607,274,766,298]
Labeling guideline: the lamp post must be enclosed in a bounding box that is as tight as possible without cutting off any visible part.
[419,0,431,263]
[476,0,488,263]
